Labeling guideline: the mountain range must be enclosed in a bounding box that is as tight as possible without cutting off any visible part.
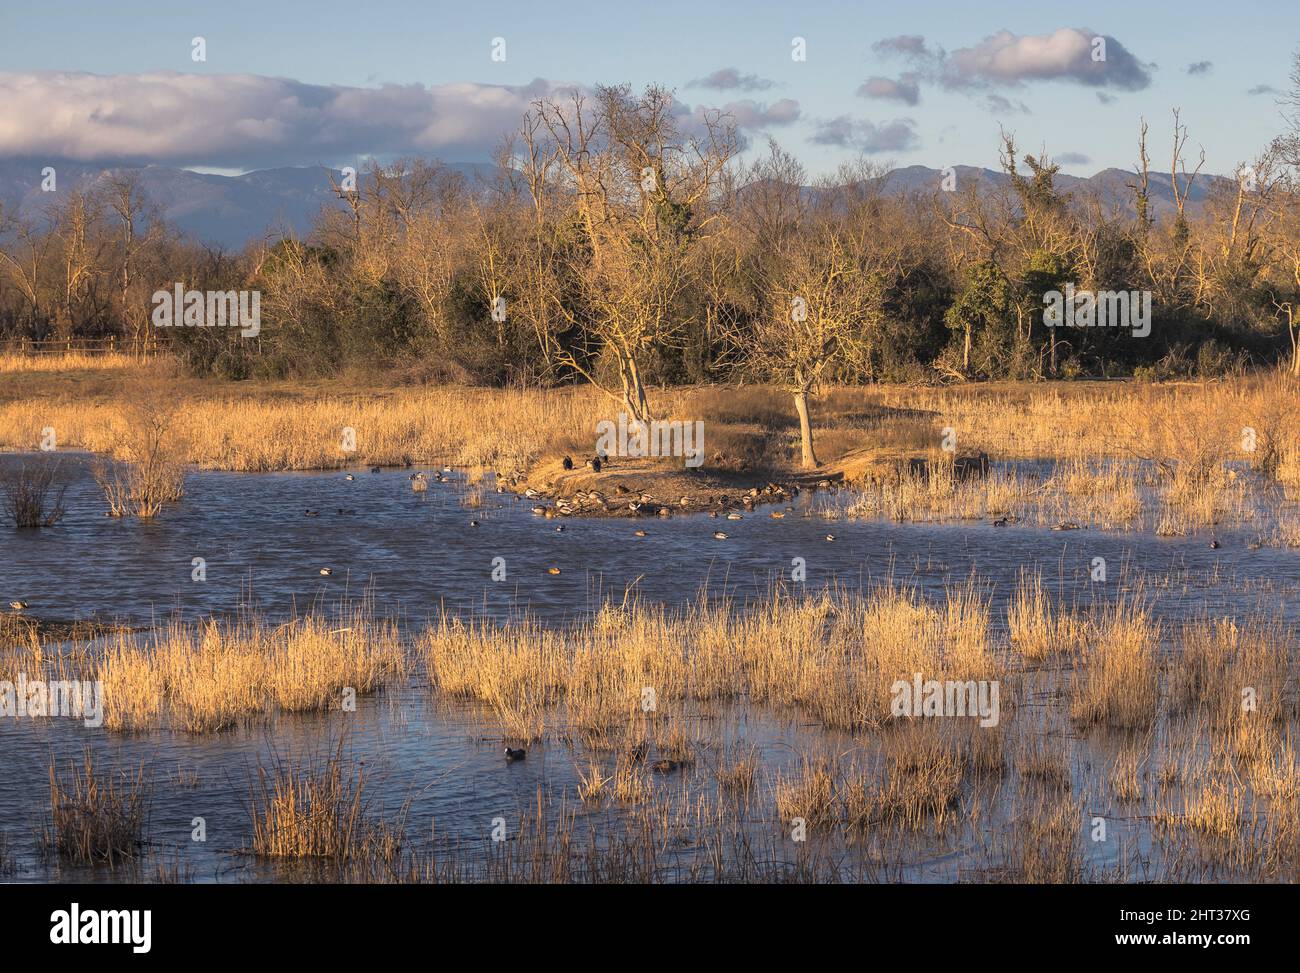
[0,159,1235,250]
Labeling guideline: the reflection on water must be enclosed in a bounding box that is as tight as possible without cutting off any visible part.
[2,453,1297,882]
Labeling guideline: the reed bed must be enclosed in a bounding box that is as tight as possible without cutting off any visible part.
[98,609,405,733]
[45,751,150,866]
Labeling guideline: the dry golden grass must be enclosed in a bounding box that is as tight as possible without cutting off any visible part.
[247,741,404,865]
[0,350,141,373]
[99,610,405,733]
[1070,598,1161,730]
[45,751,149,865]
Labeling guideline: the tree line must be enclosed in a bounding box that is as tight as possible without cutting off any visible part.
[4,66,1300,447]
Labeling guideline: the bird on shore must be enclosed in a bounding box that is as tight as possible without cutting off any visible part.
[504,746,526,762]
[587,457,602,472]
[562,456,574,470]
[524,487,540,498]
[713,531,729,540]
[319,568,333,576]
[8,601,27,612]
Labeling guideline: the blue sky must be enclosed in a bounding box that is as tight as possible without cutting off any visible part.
[0,0,1295,176]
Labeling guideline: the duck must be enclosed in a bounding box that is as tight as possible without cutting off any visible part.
[547,567,561,575]
[658,508,672,519]
[770,510,785,519]
[468,520,480,528]
[562,456,573,470]
[369,466,381,474]
[336,508,356,515]
[633,529,647,537]
[1209,539,1220,550]
[345,473,355,481]
[319,568,333,576]
[651,759,681,774]
[992,517,1008,527]
[504,746,526,762]
[524,488,541,498]
[726,512,743,521]
[531,505,546,516]
[825,534,835,542]
[555,525,565,532]
[713,531,729,540]
[304,509,320,517]
[1051,521,1080,531]
[8,601,28,612]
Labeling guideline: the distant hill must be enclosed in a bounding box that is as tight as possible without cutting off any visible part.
[880,164,1233,218]
[0,160,500,249]
[0,159,1234,249]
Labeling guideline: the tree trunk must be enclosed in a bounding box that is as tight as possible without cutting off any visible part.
[618,350,652,425]
[793,390,818,469]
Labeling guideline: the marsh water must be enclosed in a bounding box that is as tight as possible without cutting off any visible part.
[2,452,1298,882]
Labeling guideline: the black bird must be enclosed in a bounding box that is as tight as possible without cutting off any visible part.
[992,517,1008,527]
[587,457,602,473]
[504,746,526,762]
[562,455,574,470]
[369,466,381,474]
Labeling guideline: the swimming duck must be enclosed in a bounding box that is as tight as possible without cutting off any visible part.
[555,525,565,532]
[304,509,320,517]
[634,529,647,537]
[1209,539,1220,550]
[770,510,785,519]
[319,568,333,576]
[8,601,27,612]
[825,534,835,542]
[469,520,480,528]
[726,512,743,521]
[531,506,546,516]
[547,567,561,575]
[369,466,381,474]
[345,474,355,481]
[713,531,728,540]
[504,746,526,762]
[992,517,1008,527]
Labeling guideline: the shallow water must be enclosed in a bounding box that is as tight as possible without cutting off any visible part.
[2,453,1297,882]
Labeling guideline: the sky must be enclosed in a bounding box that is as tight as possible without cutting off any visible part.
[0,0,1296,177]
